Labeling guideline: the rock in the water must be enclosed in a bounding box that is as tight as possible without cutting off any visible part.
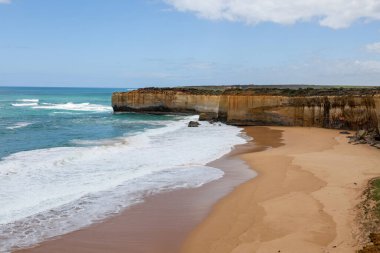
[188,121,200,127]
[199,112,218,122]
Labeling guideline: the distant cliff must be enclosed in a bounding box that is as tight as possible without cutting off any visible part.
[112,86,380,132]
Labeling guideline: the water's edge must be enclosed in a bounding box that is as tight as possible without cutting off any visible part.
[16,134,257,253]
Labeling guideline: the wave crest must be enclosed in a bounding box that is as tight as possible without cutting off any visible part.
[11,100,112,112]
[17,99,39,103]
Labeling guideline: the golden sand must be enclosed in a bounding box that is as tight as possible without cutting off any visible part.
[181,127,380,253]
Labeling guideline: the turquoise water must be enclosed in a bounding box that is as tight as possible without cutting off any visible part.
[0,87,174,158]
[0,87,247,252]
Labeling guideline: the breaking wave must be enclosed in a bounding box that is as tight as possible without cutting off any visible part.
[11,99,112,112]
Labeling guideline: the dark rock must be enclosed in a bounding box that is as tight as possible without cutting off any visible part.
[370,233,380,245]
[199,112,218,122]
[340,131,351,135]
[347,130,380,148]
[357,130,368,140]
[359,233,380,253]
[188,121,200,127]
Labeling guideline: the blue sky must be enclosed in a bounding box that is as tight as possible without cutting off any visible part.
[1,0,380,87]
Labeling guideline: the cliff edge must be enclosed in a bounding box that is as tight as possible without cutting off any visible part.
[112,86,380,132]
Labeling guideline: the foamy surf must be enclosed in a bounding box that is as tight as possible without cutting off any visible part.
[11,99,40,107]
[33,102,112,112]
[0,116,247,252]
[11,103,38,107]
[70,138,128,146]
[17,99,39,103]
[11,100,112,112]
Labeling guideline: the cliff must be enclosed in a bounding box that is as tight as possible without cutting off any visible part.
[112,86,380,132]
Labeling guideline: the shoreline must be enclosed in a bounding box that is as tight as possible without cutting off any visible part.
[15,126,380,253]
[16,129,257,253]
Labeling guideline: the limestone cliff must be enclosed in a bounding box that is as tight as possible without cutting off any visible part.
[112,87,380,132]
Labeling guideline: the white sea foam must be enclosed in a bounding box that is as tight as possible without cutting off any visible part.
[11,103,38,107]
[11,99,40,107]
[6,122,33,130]
[121,120,170,126]
[70,138,127,146]
[17,99,39,103]
[0,116,247,252]
[11,99,111,112]
[33,102,112,112]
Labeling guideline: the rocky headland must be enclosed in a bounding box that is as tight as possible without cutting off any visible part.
[112,86,380,133]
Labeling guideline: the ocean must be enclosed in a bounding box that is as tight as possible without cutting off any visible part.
[0,87,247,252]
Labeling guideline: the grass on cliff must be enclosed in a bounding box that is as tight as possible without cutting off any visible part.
[357,178,380,253]
[134,86,380,97]
[371,178,380,217]
[362,178,380,223]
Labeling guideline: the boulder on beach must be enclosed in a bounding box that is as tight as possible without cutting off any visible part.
[188,121,200,127]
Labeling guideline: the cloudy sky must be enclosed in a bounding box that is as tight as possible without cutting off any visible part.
[1,0,380,87]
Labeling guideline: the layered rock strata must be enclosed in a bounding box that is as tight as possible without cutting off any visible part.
[112,87,380,132]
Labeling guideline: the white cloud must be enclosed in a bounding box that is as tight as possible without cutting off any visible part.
[164,0,380,29]
[0,0,11,4]
[366,42,380,53]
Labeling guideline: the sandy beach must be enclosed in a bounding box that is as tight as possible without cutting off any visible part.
[16,126,380,253]
[4,1,380,252]
[182,127,380,253]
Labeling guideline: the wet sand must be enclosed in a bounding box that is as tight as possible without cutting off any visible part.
[16,134,257,253]
[182,127,380,253]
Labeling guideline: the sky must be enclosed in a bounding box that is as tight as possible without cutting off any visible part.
[1,0,380,88]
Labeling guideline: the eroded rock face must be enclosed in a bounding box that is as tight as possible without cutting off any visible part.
[112,90,220,115]
[219,95,379,130]
[112,88,380,132]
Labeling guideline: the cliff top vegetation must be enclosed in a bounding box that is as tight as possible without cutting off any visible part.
[117,85,380,97]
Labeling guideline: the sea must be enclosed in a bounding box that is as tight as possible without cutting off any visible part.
[0,86,247,252]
